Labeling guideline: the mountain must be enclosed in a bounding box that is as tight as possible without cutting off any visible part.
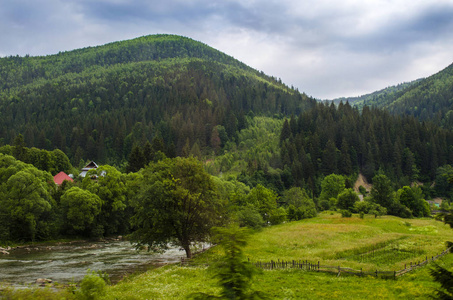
[0,34,315,165]
[330,79,421,107]
[334,63,453,128]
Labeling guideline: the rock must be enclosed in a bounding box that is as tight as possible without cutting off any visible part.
[36,278,52,286]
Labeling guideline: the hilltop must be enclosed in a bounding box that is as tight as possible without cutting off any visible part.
[0,34,315,165]
[332,63,453,129]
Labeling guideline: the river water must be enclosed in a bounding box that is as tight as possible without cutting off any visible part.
[0,240,186,286]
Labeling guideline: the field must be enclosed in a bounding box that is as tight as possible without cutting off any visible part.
[102,212,453,299]
[2,212,452,299]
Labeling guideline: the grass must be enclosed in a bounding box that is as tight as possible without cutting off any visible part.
[98,255,453,299]
[2,212,453,299]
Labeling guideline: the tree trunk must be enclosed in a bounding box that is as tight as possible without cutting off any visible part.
[183,243,192,259]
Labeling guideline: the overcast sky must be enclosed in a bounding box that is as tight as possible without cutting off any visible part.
[1,0,453,99]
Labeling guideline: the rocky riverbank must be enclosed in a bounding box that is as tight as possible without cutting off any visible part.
[0,247,10,255]
[0,236,124,255]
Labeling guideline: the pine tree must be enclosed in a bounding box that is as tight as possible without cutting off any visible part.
[126,145,145,173]
[13,134,27,162]
[340,138,352,175]
[280,119,291,145]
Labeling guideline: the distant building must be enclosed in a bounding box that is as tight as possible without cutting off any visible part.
[53,172,74,185]
[427,198,443,208]
[80,161,99,178]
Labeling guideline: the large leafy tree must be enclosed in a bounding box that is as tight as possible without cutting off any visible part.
[246,184,278,224]
[337,188,360,211]
[82,165,130,236]
[0,154,55,241]
[319,174,345,201]
[60,187,102,235]
[370,174,395,210]
[130,156,222,258]
[281,187,317,221]
[396,186,430,217]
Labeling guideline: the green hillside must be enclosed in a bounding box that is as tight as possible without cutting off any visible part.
[0,34,315,165]
[331,79,421,107]
[339,63,453,128]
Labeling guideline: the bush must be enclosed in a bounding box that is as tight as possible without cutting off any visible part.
[236,205,265,228]
[76,271,107,300]
[341,210,352,218]
[269,207,287,225]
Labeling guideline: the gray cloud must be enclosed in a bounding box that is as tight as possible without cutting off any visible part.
[1,0,453,99]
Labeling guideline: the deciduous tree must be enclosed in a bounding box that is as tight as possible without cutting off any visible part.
[130,157,221,258]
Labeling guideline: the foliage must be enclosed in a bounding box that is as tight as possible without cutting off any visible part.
[431,205,453,299]
[190,226,265,300]
[430,263,453,300]
[281,187,317,221]
[245,184,279,224]
[82,165,131,235]
[76,270,107,300]
[370,174,395,212]
[0,154,55,241]
[319,174,345,202]
[60,187,102,235]
[130,156,222,258]
[0,142,73,175]
[435,165,453,199]
[280,101,453,197]
[340,209,352,217]
[337,188,359,211]
[396,186,430,217]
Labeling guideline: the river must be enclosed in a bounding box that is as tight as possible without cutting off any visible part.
[0,240,186,286]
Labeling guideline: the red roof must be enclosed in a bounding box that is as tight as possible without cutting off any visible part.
[53,172,73,185]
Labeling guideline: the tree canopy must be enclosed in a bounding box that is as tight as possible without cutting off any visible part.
[130,156,222,258]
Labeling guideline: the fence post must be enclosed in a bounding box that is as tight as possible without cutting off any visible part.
[375,270,378,278]
[318,261,320,272]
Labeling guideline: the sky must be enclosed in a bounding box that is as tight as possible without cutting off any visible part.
[1,0,453,99]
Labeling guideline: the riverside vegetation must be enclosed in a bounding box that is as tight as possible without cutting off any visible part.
[2,34,453,298]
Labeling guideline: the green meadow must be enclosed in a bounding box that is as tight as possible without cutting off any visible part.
[2,212,452,299]
[102,213,453,299]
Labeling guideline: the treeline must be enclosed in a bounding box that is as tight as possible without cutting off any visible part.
[0,153,315,244]
[280,101,453,193]
[0,134,72,175]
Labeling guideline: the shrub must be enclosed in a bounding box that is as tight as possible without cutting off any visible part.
[76,270,107,300]
[340,210,352,218]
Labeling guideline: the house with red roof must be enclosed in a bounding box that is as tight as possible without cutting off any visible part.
[53,171,74,185]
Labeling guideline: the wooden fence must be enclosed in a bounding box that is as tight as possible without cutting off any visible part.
[182,246,452,279]
[249,246,453,279]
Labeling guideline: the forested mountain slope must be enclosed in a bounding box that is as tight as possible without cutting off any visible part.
[0,35,315,165]
[280,101,453,190]
[330,80,421,107]
[342,63,453,128]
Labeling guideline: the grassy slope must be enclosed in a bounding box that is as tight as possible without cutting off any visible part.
[102,213,453,299]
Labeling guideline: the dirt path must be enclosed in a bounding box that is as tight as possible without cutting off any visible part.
[354,173,372,193]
